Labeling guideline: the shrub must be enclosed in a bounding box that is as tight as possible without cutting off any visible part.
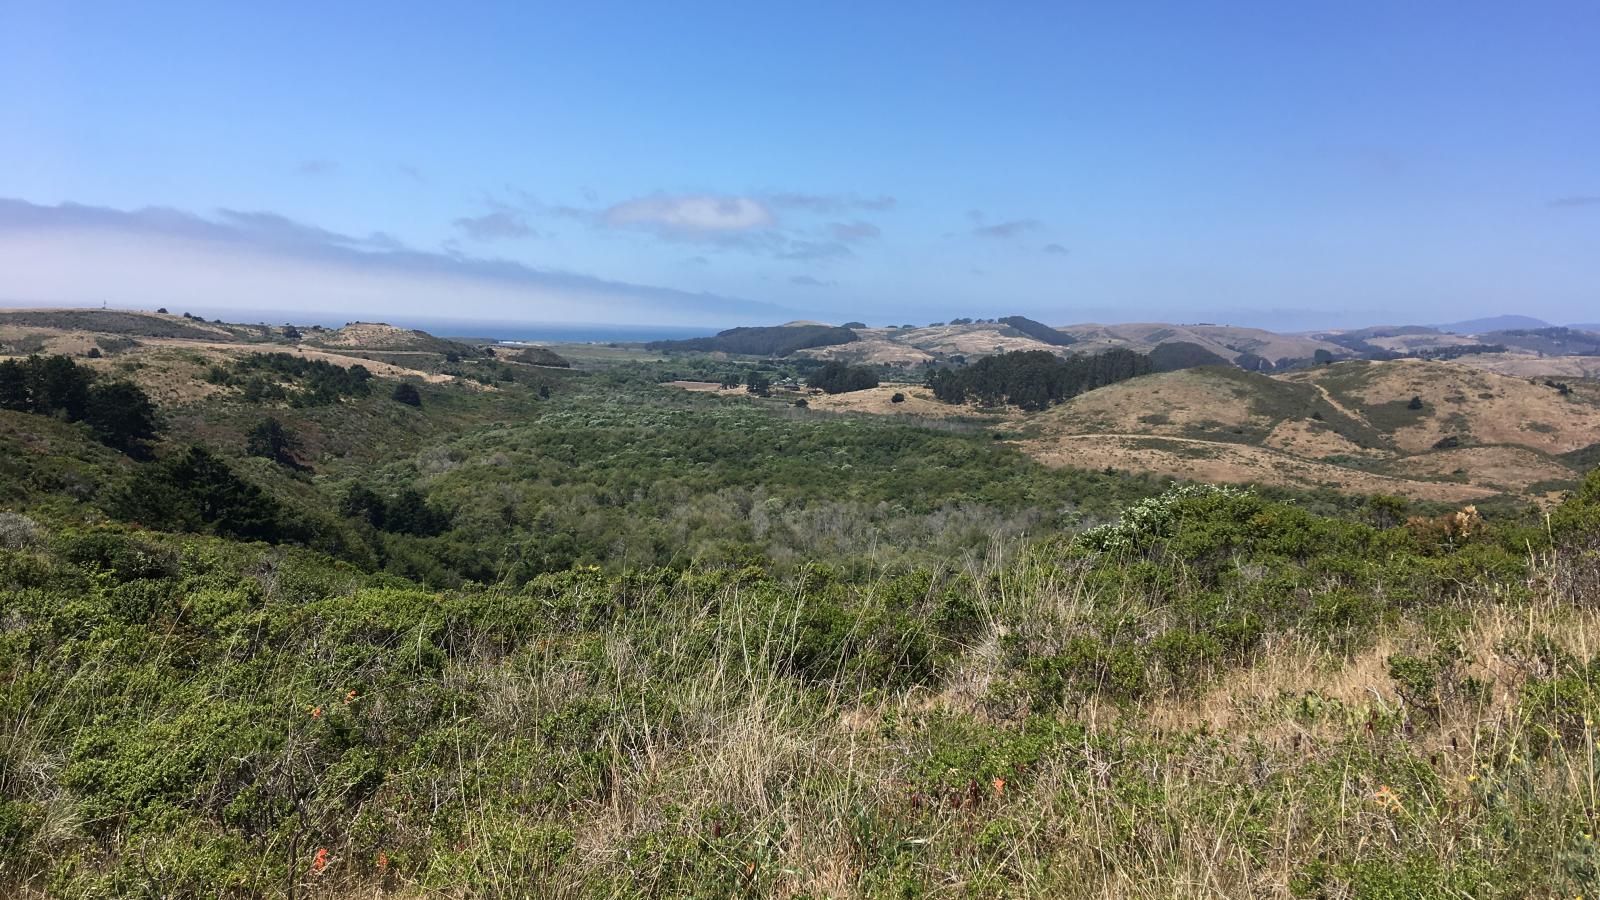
[0,512,41,550]
[392,382,423,406]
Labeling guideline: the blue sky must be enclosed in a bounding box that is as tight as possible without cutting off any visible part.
[2,1,1597,329]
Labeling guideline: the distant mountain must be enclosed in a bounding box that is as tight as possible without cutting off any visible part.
[646,323,858,357]
[1480,327,1600,357]
[1436,315,1551,333]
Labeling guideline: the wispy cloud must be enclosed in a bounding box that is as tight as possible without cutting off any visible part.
[828,221,880,243]
[486,187,891,261]
[973,218,1042,238]
[764,192,896,213]
[603,194,775,235]
[790,275,836,288]
[397,164,426,182]
[1042,242,1070,255]
[0,198,790,326]
[453,210,536,241]
[776,239,852,261]
[295,159,339,175]
[1550,195,1600,208]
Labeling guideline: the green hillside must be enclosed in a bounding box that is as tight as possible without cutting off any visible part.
[2,321,1599,897]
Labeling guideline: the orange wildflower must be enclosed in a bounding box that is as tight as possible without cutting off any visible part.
[344,689,358,704]
[992,777,1006,796]
[1372,785,1402,811]
[310,847,329,875]
[309,706,323,719]
[376,851,389,871]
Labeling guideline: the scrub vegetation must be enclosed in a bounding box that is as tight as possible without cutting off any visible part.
[2,312,1599,898]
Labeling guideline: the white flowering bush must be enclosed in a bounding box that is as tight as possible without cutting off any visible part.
[1077,483,1256,554]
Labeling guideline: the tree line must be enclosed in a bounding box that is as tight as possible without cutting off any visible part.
[806,361,880,394]
[0,354,158,453]
[927,348,1152,410]
[206,352,374,406]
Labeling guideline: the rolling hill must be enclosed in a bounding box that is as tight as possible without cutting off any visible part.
[1016,359,1600,499]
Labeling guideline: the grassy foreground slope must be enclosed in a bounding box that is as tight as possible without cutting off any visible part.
[3,474,1600,897]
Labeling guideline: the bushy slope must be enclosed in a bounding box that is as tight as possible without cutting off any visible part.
[2,482,1596,896]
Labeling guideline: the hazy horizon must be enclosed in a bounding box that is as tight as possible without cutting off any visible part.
[3,3,1597,327]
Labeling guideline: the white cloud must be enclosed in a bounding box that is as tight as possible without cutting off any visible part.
[603,194,775,234]
[0,198,790,326]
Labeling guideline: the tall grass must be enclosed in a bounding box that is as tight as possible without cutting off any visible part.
[2,486,1598,897]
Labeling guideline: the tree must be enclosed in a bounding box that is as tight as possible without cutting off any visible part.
[85,381,159,454]
[806,362,879,395]
[927,348,1152,410]
[843,321,866,329]
[391,382,422,406]
[746,372,772,396]
[156,307,168,314]
[282,324,302,340]
[26,354,92,420]
[245,416,303,468]
[1407,395,1424,410]
[891,393,906,403]
[339,485,388,529]
[793,397,808,408]
[114,446,292,542]
[86,347,102,359]
[0,359,26,411]
[382,487,450,536]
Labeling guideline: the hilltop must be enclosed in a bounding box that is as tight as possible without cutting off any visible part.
[649,315,1600,379]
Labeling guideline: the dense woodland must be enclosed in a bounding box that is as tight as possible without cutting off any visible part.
[997,315,1078,347]
[928,348,1153,410]
[2,334,1599,898]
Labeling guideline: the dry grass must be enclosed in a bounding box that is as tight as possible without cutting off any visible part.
[1020,433,1494,501]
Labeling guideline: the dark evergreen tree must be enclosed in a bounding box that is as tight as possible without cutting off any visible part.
[245,417,303,467]
[339,485,389,529]
[391,382,422,406]
[806,362,879,394]
[85,381,159,454]
[114,446,293,542]
[383,487,451,536]
[0,359,26,411]
[26,354,93,420]
[927,348,1152,411]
